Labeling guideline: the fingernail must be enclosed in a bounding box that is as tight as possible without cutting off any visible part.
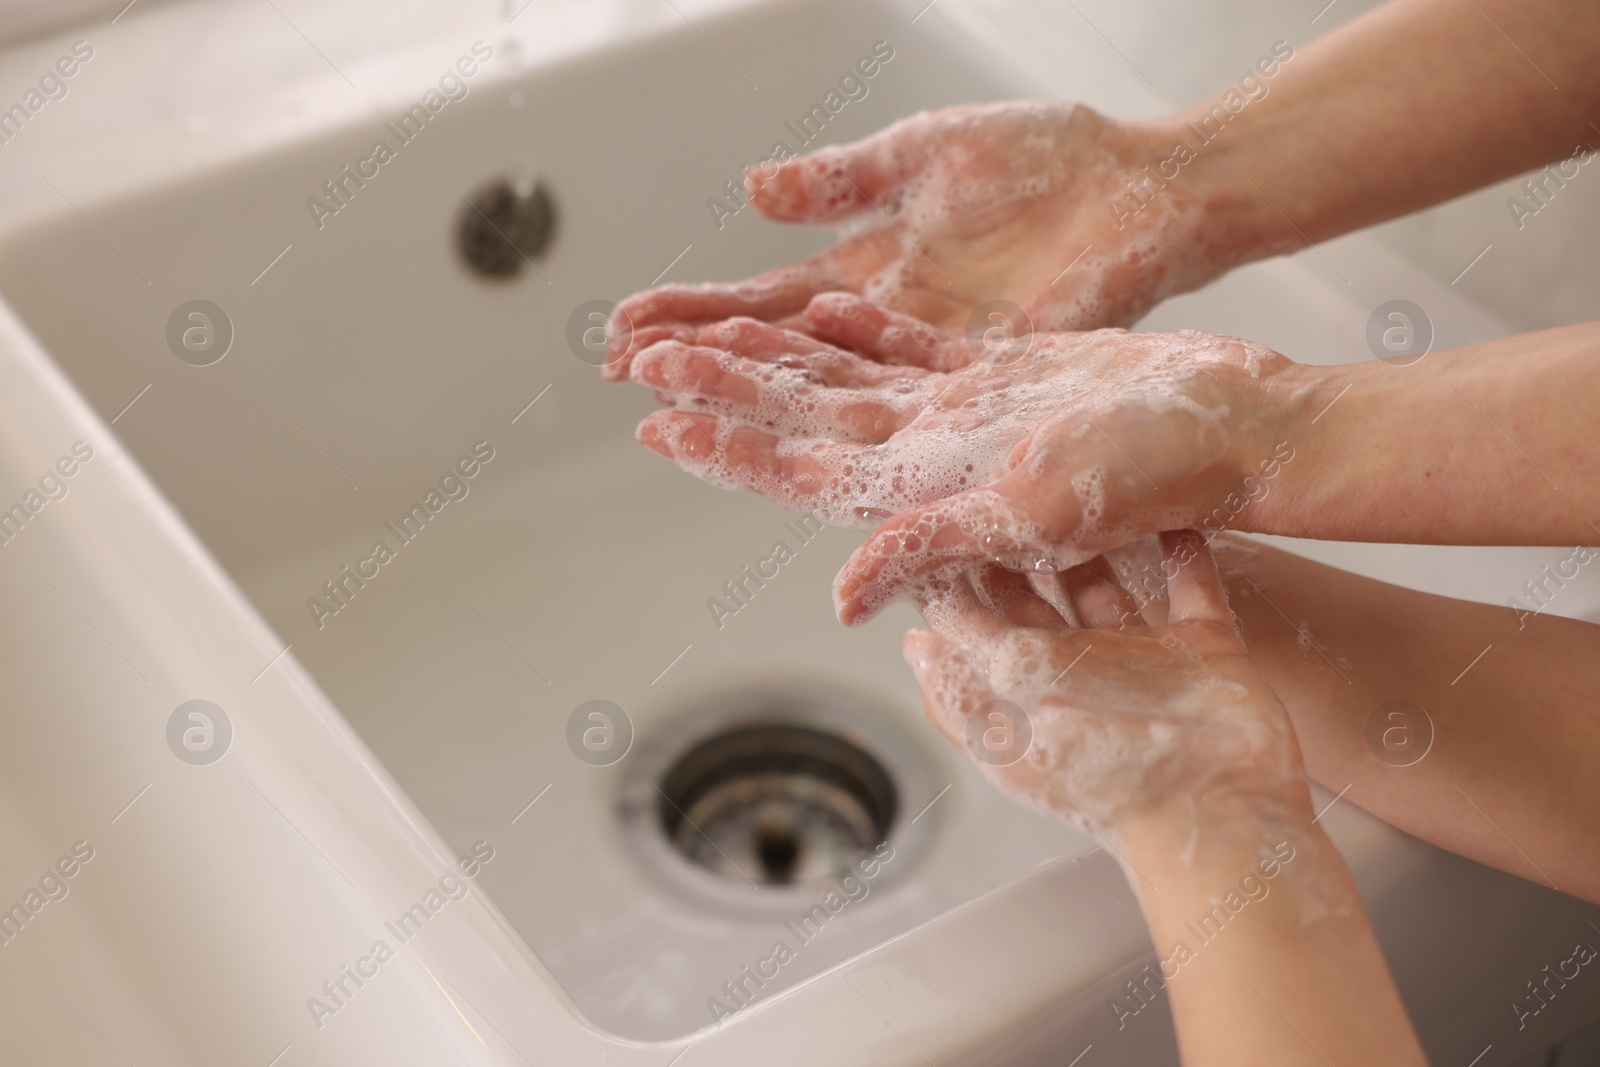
[635,419,673,458]
[837,590,874,628]
[831,588,858,626]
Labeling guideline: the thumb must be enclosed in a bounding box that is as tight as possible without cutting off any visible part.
[833,486,1033,626]
[745,113,936,224]
[1158,529,1233,627]
[834,453,1111,625]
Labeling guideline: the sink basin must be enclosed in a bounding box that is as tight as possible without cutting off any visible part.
[0,0,1596,1062]
[0,0,1102,1040]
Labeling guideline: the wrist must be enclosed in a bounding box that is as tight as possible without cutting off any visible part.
[1130,107,1291,280]
[1184,346,1313,540]
[1242,360,1357,537]
[1147,27,1329,273]
[1118,795,1326,898]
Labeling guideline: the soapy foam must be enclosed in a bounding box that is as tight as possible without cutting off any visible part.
[906,560,1346,927]
[624,101,1277,383]
[795,103,1223,333]
[624,106,1346,901]
[649,328,1242,510]
[640,324,1267,627]
[910,571,1298,849]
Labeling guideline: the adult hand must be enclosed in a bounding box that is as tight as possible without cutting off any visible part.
[627,297,1308,621]
[605,102,1245,379]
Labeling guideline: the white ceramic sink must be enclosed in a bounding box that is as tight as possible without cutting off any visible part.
[0,0,1596,1062]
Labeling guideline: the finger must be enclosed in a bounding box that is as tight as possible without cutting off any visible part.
[1102,537,1169,625]
[771,312,811,333]
[1159,529,1233,626]
[630,341,761,406]
[693,317,929,389]
[1063,556,1144,630]
[913,567,1026,647]
[609,224,922,370]
[635,409,865,514]
[635,408,722,464]
[971,566,1070,632]
[834,494,996,627]
[630,341,905,445]
[695,317,838,359]
[834,482,1094,626]
[608,257,843,369]
[746,113,938,224]
[1026,571,1080,629]
[599,322,697,383]
[804,292,972,371]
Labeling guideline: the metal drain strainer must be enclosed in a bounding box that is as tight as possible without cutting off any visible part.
[619,686,942,910]
[657,723,896,886]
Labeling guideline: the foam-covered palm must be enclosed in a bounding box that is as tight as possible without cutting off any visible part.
[629,296,1291,621]
[604,102,1230,380]
[905,535,1311,846]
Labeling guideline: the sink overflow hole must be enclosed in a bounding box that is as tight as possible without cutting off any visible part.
[455,177,554,279]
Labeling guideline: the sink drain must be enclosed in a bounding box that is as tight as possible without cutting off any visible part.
[657,724,896,886]
[620,687,942,909]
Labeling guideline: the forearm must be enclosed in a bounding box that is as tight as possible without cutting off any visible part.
[1164,0,1600,264]
[1249,321,1600,545]
[1122,809,1425,1066]
[1217,537,1600,903]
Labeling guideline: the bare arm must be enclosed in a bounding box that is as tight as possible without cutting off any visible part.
[1187,0,1600,263]
[819,318,1600,618]
[1254,321,1600,546]
[608,0,1600,371]
[1124,811,1423,1066]
[904,536,1425,1066]
[1218,536,1600,904]
[620,311,1600,903]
